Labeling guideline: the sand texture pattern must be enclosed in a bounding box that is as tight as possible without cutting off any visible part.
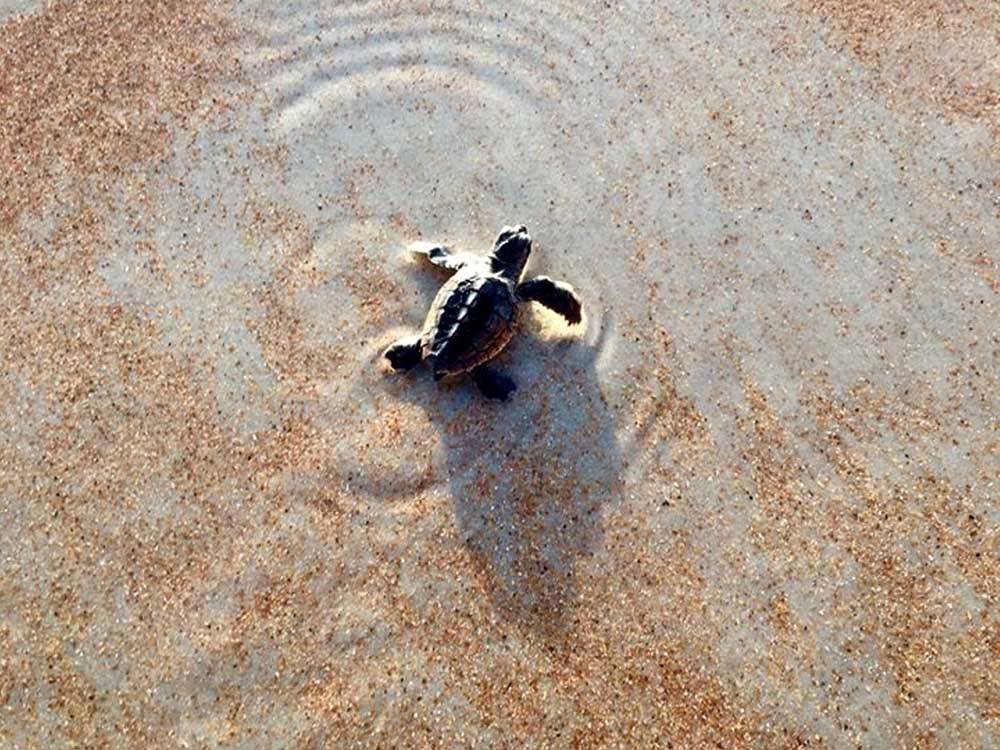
[1,0,997,748]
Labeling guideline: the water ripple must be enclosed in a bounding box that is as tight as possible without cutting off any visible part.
[245,1,611,133]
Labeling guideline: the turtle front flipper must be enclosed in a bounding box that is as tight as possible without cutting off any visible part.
[384,335,423,371]
[473,366,517,401]
[517,276,583,324]
[408,241,480,273]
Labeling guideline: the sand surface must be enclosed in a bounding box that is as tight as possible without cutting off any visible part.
[1,0,998,747]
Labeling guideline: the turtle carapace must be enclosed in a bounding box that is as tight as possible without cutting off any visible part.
[384,225,583,400]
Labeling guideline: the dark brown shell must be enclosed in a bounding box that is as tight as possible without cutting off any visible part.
[421,268,518,377]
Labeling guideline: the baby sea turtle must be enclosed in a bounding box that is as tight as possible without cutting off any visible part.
[384,224,582,400]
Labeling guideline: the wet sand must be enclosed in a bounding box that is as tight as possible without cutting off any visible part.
[1,0,997,747]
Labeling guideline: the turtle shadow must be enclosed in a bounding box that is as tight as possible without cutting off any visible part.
[386,314,623,637]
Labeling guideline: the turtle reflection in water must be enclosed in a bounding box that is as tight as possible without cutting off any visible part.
[384,225,583,400]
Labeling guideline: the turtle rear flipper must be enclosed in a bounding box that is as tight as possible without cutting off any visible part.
[517,276,583,324]
[473,366,517,401]
[384,335,423,371]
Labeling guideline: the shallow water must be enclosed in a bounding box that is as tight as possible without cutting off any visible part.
[1,0,998,747]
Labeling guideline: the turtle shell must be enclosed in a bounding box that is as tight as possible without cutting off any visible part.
[421,268,518,378]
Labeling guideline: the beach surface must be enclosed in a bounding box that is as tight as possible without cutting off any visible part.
[1,0,998,747]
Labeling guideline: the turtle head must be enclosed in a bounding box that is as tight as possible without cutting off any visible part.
[489,224,531,280]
